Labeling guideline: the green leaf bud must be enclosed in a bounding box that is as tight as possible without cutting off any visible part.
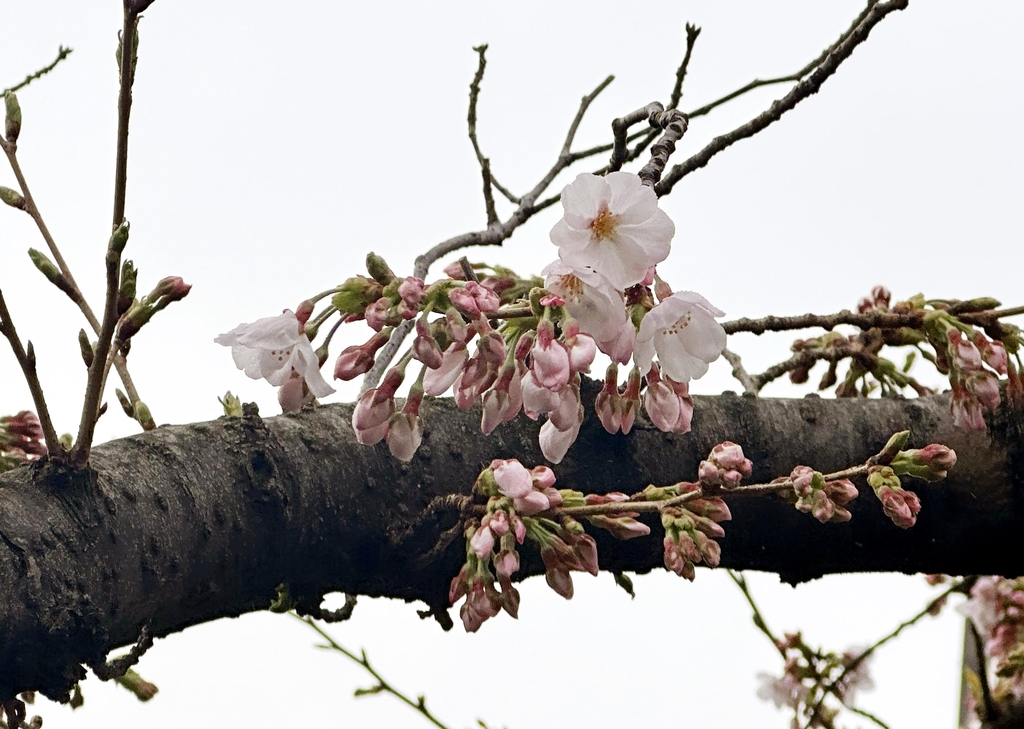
[365,252,395,285]
[27,248,61,284]
[4,92,21,143]
[134,401,155,430]
[108,220,130,254]
[78,329,94,369]
[0,186,25,210]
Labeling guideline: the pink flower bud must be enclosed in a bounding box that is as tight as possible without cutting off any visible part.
[531,320,571,391]
[494,549,520,579]
[951,387,987,430]
[877,486,922,529]
[364,298,392,332]
[531,466,556,490]
[915,444,957,469]
[967,371,1001,410]
[539,419,580,464]
[423,342,468,396]
[513,489,551,516]
[492,459,533,498]
[486,510,509,536]
[386,412,423,462]
[444,261,466,280]
[398,277,425,307]
[470,525,496,560]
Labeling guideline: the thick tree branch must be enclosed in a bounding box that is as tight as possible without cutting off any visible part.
[0,387,1020,701]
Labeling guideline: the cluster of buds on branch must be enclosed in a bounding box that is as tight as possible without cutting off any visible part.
[219,171,728,465]
[756,631,875,728]
[447,433,954,632]
[772,286,1022,431]
[959,577,1024,719]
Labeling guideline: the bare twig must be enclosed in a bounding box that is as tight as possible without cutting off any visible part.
[804,578,967,728]
[609,103,663,173]
[657,0,909,195]
[363,74,615,391]
[467,45,517,205]
[301,617,453,729]
[91,625,153,681]
[728,570,787,658]
[638,109,689,187]
[2,46,73,96]
[73,5,144,465]
[0,289,62,454]
[1,142,145,423]
[722,348,759,396]
[667,24,702,111]
[725,304,1023,338]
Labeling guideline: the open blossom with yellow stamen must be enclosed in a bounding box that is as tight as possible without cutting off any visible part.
[550,172,673,290]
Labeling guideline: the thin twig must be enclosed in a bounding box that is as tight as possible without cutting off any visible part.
[467,45,517,205]
[728,570,787,658]
[1,130,145,418]
[686,2,880,120]
[608,103,663,173]
[2,46,73,95]
[721,348,759,396]
[638,109,689,187]
[725,305,1023,337]
[73,5,143,465]
[804,578,966,727]
[0,289,61,454]
[300,617,452,729]
[363,74,615,391]
[667,24,701,111]
[657,0,909,195]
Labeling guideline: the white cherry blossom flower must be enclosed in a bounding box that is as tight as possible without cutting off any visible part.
[633,292,727,382]
[216,310,334,398]
[542,260,634,362]
[550,172,674,290]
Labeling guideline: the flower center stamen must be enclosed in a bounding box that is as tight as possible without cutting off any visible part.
[590,204,619,242]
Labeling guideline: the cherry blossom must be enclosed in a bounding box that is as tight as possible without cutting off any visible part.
[633,291,727,382]
[216,310,334,405]
[550,172,673,290]
[542,261,634,361]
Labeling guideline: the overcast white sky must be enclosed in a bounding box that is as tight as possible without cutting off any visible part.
[2,1,1022,727]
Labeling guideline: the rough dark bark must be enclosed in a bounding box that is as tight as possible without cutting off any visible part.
[0,386,1021,701]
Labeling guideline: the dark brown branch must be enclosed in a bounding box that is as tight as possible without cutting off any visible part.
[609,103,663,173]
[724,305,1023,337]
[657,0,908,195]
[0,387,1021,701]
[2,47,73,96]
[686,2,880,120]
[638,109,689,187]
[667,24,701,111]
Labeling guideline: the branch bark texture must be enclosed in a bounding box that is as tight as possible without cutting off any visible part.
[0,388,1020,701]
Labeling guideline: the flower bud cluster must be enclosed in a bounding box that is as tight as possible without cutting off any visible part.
[698,440,753,488]
[866,466,921,529]
[656,481,732,581]
[889,443,957,482]
[450,459,599,631]
[0,411,46,471]
[756,633,875,715]
[958,576,1024,704]
[351,367,425,462]
[786,466,858,524]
